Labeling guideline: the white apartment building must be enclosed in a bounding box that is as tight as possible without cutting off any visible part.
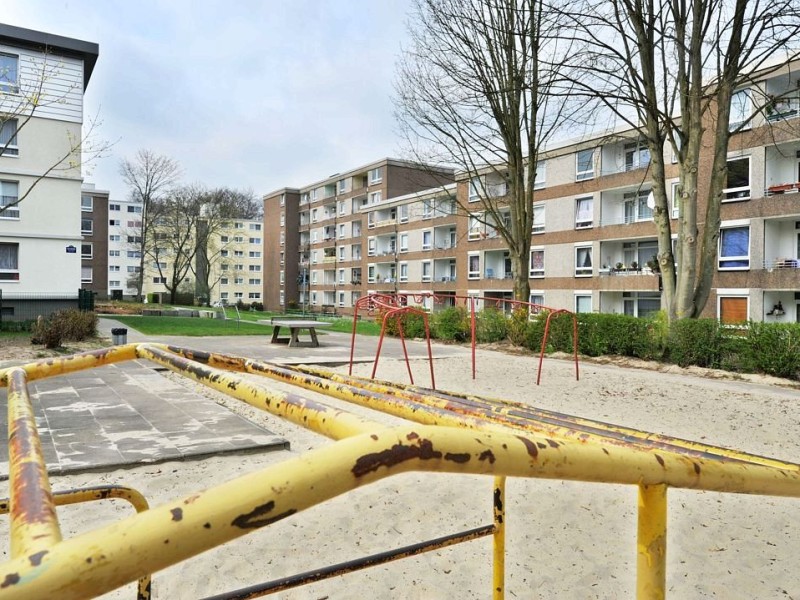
[107,197,145,299]
[0,24,98,296]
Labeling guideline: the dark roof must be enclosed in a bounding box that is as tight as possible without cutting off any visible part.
[0,23,99,90]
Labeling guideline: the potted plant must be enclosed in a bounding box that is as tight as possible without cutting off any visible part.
[630,261,639,270]
[615,262,624,271]
[646,255,660,273]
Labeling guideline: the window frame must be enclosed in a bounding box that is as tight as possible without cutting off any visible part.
[575,196,593,229]
[0,53,19,93]
[0,118,19,156]
[576,149,595,181]
[718,224,751,270]
[723,156,751,202]
[81,218,93,235]
[532,203,545,234]
[467,253,481,279]
[575,245,593,277]
[0,180,20,219]
[81,243,93,259]
[0,242,19,281]
[529,247,545,278]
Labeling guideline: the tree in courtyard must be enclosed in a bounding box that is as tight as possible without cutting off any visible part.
[395,0,586,302]
[561,0,800,321]
[119,149,181,300]
[147,185,205,305]
[1,50,110,215]
[193,187,261,303]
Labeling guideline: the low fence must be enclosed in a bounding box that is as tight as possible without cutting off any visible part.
[0,289,94,324]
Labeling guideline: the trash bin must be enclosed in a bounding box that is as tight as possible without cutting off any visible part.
[111,327,128,345]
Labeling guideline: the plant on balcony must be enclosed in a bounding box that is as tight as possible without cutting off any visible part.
[646,255,660,273]
[615,262,624,271]
[630,261,639,270]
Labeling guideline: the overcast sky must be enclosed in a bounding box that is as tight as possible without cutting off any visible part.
[3,0,413,199]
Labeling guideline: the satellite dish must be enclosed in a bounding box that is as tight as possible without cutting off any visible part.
[646,190,655,209]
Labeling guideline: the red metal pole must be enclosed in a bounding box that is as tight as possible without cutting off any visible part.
[537,312,553,386]
[395,315,415,385]
[573,313,580,381]
[371,312,389,380]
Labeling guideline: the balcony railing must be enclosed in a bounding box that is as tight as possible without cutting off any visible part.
[765,182,800,196]
[764,258,799,270]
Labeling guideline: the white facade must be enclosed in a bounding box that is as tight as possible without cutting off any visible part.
[107,198,144,297]
[0,25,98,297]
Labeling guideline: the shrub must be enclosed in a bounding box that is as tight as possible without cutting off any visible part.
[475,307,508,343]
[250,301,264,312]
[432,306,470,342]
[666,318,722,367]
[31,317,62,349]
[30,310,97,348]
[741,322,800,379]
[380,310,428,339]
[507,307,530,346]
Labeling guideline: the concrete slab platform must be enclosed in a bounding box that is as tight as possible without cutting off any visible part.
[0,360,287,479]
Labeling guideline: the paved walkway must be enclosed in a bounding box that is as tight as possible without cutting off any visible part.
[0,317,472,479]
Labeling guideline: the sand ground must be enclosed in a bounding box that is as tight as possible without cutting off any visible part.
[2,349,799,599]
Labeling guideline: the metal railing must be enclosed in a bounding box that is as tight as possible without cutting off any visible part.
[0,289,94,324]
[1,344,800,599]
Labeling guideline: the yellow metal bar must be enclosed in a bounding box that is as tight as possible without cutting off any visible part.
[6,368,62,560]
[135,344,384,440]
[158,346,799,472]
[492,476,506,600]
[637,484,667,600]
[0,344,139,386]
[0,425,799,599]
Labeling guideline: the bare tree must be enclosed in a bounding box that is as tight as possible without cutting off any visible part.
[119,149,181,300]
[0,50,111,215]
[395,0,584,301]
[193,187,261,302]
[562,0,800,321]
[148,185,204,305]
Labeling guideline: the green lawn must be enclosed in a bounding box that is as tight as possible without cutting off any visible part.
[111,316,273,336]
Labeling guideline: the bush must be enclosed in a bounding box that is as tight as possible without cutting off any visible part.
[250,302,264,312]
[507,307,530,346]
[666,318,723,367]
[30,310,97,349]
[432,306,470,342]
[475,308,508,343]
[741,322,800,379]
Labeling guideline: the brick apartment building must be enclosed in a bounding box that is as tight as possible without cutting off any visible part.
[263,59,800,324]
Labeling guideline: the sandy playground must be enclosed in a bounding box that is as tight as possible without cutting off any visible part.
[2,348,800,599]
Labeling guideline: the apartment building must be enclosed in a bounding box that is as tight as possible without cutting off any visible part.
[263,159,454,312]
[264,61,800,324]
[141,217,264,306]
[0,24,98,297]
[79,184,109,297]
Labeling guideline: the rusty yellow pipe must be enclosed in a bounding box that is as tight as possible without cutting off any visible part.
[136,344,384,440]
[0,344,139,386]
[0,425,799,599]
[637,484,667,600]
[157,346,799,472]
[6,368,62,559]
[492,476,506,600]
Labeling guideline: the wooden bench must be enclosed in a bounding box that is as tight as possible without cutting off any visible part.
[269,319,333,348]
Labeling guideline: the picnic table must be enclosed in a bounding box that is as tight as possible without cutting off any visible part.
[269,319,333,348]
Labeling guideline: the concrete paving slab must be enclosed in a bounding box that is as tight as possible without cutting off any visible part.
[0,359,287,480]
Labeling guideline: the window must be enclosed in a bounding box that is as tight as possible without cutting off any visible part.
[729,89,752,130]
[398,204,409,223]
[338,179,347,193]
[0,119,18,156]
[368,167,382,183]
[220,250,229,258]
[422,230,432,250]
[534,161,546,189]
[250,223,261,231]
[109,280,120,287]
[0,181,19,218]
[81,267,93,283]
[234,222,244,229]
[723,157,750,201]
[109,265,120,272]
[338,200,345,216]
[623,292,661,318]
[81,243,93,259]
[421,200,433,219]
[367,265,376,283]
[221,263,229,271]
[220,277,228,285]
[109,235,121,242]
[235,276,244,285]
[671,182,681,218]
[81,218,93,235]
[575,246,593,276]
[529,248,544,278]
[529,293,544,314]
[0,53,19,92]
[279,232,285,246]
[109,203,120,211]
[421,261,432,282]
[369,191,382,204]
[624,141,650,171]
[279,291,285,305]
[311,271,318,284]
[718,295,748,324]
[532,204,545,234]
[468,215,483,240]
[153,276,166,284]
[127,266,140,273]
[468,254,481,279]
[338,245,346,261]
[338,223,346,239]
[234,292,244,299]
[718,225,750,269]
[249,237,261,244]
[399,262,409,282]
[623,190,653,223]
[235,264,244,271]
[220,235,229,243]
[575,294,592,313]
[399,233,409,252]
[280,194,285,206]
[81,195,93,211]
[338,291,345,307]
[575,197,593,229]
[468,177,482,202]
[0,242,19,280]
[127,206,142,213]
[221,292,229,300]
[109,250,120,257]
[249,251,261,258]
[338,269,345,284]
[127,251,141,258]
[108,219,120,226]
[249,265,261,272]
[576,149,595,181]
